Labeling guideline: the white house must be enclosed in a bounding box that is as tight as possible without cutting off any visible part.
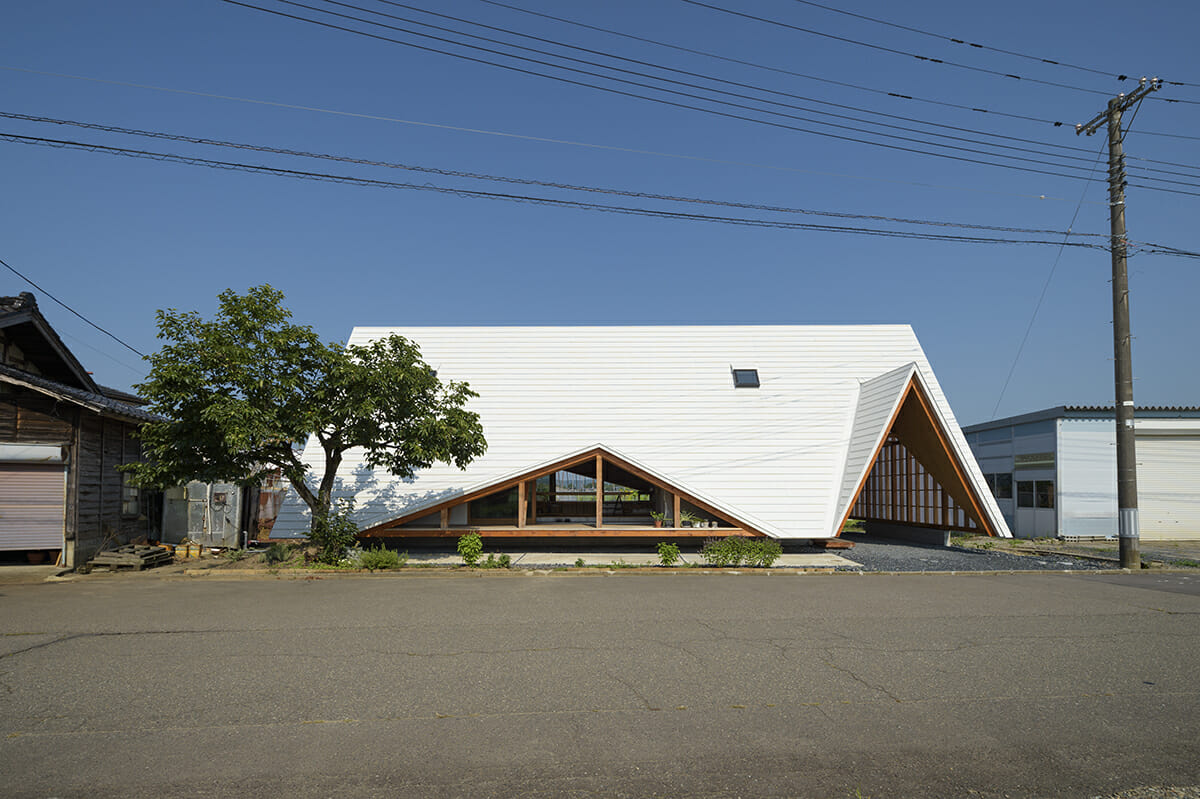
[964,406,1200,540]
[273,326,1009,543]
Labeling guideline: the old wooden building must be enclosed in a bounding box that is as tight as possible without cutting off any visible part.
[0,292,158,567]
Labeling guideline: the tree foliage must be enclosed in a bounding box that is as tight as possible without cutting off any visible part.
[125,285,486,537]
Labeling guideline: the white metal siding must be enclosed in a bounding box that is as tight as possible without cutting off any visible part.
[1058,422,1118,538]
[1138,436,1200,540]
[273,326,998,539]
[0,462,65,550]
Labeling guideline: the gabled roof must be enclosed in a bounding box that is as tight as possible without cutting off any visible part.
[273,325,1007,539]
[0,363,158,423]
[0,292,99,392]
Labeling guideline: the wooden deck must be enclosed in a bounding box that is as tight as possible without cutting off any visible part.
[361,523,758,539]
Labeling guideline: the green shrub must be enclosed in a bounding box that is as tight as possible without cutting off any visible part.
[574,557,586,568]
[457,532,483,566]
[310,502,359,564]
[701,536,782,567]
[746,539,782,568]
[359,544,407,571]
[498,553,512,569]
[265,542,290,565]
[476,552,513,569]
[656,541,681,567]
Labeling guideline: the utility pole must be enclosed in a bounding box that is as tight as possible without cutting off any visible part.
[1076,76,1160,570]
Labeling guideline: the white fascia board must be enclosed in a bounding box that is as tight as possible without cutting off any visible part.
[908,367,1012,538]
[829,363,918,536]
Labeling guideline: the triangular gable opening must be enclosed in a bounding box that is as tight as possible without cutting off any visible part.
[359,446,767,539]
[839,376,999,538]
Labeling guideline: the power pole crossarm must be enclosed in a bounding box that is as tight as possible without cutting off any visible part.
[1075,76,1161,570]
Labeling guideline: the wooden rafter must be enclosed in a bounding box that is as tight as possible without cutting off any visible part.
[356,446,768,538]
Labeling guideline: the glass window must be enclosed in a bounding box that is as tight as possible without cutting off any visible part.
[994,473,1013,500]
[732,369,760,388]
[1017,481,1035,508]
[121,473,140,517]
[1036,480,1055,509]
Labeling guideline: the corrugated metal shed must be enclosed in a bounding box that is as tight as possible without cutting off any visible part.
[273,325,1006,540]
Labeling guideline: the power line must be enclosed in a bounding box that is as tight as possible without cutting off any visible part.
[677,0,1115,97]
[221,0,1200,192]
[0,131,1122,249]
[0,65,1096,204]
[992,142,1108,419]
[219,0,1128,183]
[473,0,1075,129]
[0,256,146,358]
[3,110,1114,238]
[303,0,1111,167]
[788,0,1133,83]
[422,0,1080,131]
[471,0,1199,173]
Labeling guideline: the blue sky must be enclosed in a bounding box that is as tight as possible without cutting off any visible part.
[2,0,1198,424]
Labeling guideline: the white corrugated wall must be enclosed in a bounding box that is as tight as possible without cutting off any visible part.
[1137,435,1200,541]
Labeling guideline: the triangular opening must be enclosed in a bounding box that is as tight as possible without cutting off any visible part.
[840,377,998,537]
[359,447,765,538]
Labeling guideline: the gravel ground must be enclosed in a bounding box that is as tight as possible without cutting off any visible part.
[829,535,1112,572]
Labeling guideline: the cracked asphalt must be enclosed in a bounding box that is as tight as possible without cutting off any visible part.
[2,571,1198,798]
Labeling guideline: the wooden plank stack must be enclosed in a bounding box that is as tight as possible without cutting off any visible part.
[87,544,174,571]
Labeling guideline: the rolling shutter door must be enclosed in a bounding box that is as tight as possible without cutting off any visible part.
[0,462,65,550]
[1137,436,1200,541]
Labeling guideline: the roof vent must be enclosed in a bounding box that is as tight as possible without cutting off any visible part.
[732,368,760,388]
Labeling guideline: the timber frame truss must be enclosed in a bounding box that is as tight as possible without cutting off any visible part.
[358,446,766,539]
[841,375,999,537]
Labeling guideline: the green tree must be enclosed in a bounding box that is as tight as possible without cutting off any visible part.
[124,285,486,540]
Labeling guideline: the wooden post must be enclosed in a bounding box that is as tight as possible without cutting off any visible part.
[594,455,604,528]
[530,479,537,524]
[517,481,526,528]
[673,493,681,529]
[440,507,449,531]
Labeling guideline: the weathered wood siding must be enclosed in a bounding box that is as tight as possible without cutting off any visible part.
[0,386,76,444]
[72,413,148,566]
[1,385,150,566]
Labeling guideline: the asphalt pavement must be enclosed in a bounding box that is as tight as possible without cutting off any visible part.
[2,569,1198,798]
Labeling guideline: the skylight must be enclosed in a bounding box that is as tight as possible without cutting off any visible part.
[732,369,760,388]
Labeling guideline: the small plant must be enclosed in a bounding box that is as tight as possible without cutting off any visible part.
[656,541,681,567]
[457,532,483,566]
[1172,558,1200,569]
[680,510,704,528]
[574,557,586,567]
[498,553,512,569]
[309,500,359,564]
[359,544,406,571]
[265,542,290,565]
[650,510,670,528]
[222,548,247,562]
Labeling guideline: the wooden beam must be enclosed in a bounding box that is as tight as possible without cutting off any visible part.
[358,444,771,538]
[517,481,526,529]
[595,455,603,528]
[360,526,759,539]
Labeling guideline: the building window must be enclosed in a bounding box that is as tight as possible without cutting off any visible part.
[985,473,1013,500]
[731,369,759,388]
[1036,481,1055,509]
[1017,480,1054,509]
[121,473,141,517]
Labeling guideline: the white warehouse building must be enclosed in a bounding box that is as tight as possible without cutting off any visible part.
[964,406,1200,541]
